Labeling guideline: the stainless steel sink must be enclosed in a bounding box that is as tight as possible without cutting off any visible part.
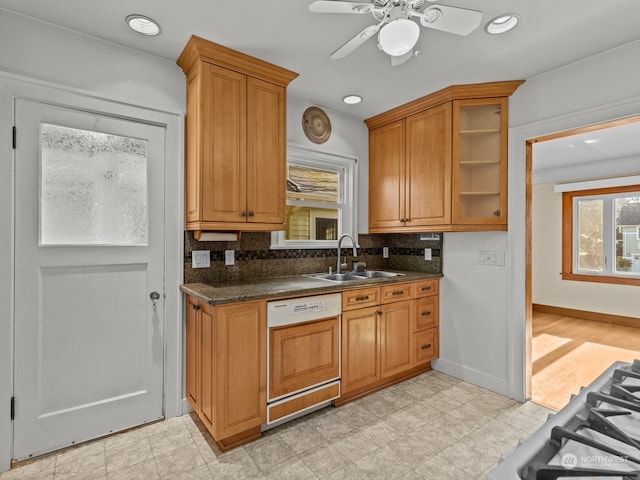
[306,273,363,282]
[352,270,404,279]
[306,270,404,283]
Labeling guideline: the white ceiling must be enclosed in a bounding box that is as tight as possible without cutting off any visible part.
[2,0,640,121]
[534,121,640,172]
[2,0,640,175]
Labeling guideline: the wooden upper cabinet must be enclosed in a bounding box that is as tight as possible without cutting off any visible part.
[365,80,523,233]
[368,104,451,232]
[369,120,405,230]
[452,98,508,225]
[177,35,298,234]
[406,104,452,227]
[246,78,286,225]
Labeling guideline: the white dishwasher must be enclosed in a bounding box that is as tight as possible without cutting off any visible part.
[265,292,342,428]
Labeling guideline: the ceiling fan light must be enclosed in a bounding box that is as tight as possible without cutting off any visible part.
[379,18,420,56]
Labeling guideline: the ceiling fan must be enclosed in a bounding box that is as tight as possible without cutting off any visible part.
[308,0,482,65]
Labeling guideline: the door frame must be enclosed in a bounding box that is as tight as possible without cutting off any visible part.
[507,94,640,402]
[0,72,184,472]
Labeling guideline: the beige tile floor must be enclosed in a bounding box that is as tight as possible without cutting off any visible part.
[0,371,554,480]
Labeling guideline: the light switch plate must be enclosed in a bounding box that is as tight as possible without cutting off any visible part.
[192,250,210,268]
[383,247,389,258]
[224,249,235,266]
[424,248,432,261]
[478,250,505,266]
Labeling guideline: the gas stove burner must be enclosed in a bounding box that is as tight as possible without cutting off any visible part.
[488,359,640,480]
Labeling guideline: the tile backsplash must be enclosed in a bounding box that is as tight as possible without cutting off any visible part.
[184,232,442,284]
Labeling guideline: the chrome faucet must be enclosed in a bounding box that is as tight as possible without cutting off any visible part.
[337,234,357,274]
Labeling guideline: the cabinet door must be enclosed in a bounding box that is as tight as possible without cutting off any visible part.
[452,98,507,224]
[406,103,452,226]
[185,296,200,411]
[369,120,406,231]
[246,78,286,225]
[199,302,215,431]
[380,300,413,378]
[269,317,340,399]
[214,301,266,439]
[201,63,247,223]
[342,306,380,393]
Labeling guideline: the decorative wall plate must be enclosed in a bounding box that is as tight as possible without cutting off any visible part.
[302,106,331,144]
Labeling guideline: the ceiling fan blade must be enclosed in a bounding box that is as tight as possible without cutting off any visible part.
[330,24,380,59]
[391,50,414,66]
[309,1,375,14]
[420,4,482,36]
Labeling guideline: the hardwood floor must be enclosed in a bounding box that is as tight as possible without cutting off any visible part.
[531,311,640,411]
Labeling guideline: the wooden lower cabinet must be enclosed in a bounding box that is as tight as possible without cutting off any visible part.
[342,306,380,393]
[380,300,413,378]
[338,279,440,404]
[185,296,266,450]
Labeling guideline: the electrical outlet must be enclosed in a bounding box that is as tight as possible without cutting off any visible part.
[224,249,235,266]
[192,250,210,268]
[383,247,389,258]
[424,248,432,261]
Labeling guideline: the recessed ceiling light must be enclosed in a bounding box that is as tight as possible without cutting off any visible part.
[584,139,600,144]
[126,14,161,36]
[485,14,519,35]
[343,95,362,105]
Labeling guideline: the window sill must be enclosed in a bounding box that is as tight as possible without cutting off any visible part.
[561,272,640,286]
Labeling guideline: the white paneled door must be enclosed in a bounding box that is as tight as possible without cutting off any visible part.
[13,99,165,461]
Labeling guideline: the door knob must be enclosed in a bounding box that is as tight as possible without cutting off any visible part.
[150,291,161,312]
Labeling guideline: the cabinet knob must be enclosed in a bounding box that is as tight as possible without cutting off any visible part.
[422,286,432,292]
[377,310,383,316]
[242,211,247,217]
[391,290,404,296]
[249,211,255,217]
[421,344,432,350]
[355,295,369,302]
[192,304,200,311]
[421,311,432,316]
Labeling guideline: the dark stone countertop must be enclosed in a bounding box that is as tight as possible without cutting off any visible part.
[180,270,443,305]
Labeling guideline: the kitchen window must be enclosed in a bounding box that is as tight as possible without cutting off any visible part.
[562,185,640,285]
[271,145,357,249]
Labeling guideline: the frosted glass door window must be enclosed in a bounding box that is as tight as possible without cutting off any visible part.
[40,124,148,245]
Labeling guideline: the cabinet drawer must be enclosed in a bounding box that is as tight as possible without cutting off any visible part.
[413,329,438,366]
[381,283,412,303]
[414,279,439,297]
[342,287,380,311]
[414,296,439,332]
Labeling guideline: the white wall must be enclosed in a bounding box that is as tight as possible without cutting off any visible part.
[438,38,640,401]
[435,232,510,394]
[532,183,640,317]
[507,38,640,400]
[286,97,369,234]
[0,9,185,473]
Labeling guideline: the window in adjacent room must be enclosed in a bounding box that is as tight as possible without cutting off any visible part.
[271,145,358,249]
[562,185,640,285]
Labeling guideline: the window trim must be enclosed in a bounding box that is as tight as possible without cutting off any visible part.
[270,144,358,250]
[562,184,640,286]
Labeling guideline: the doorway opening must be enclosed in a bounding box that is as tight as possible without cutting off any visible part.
[526,116,640,411]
